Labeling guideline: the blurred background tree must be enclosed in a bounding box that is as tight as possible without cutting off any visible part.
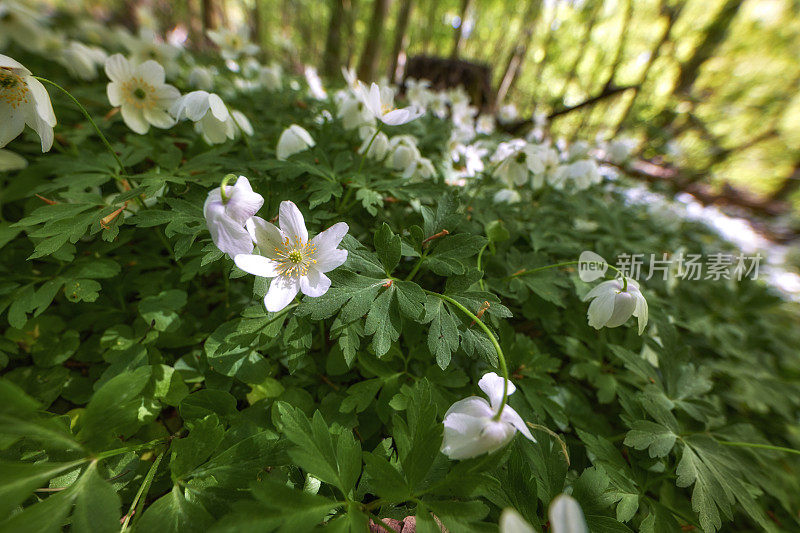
[53,0,800,216]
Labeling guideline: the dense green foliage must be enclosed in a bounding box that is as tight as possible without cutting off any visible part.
[2,45,800,533]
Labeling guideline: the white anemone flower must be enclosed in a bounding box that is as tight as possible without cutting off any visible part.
[583,277,648,334]
[385,135,422,178]
[0,149,27,171]
[122,28,181,79]
[204,176,264,258]
[207,27,260,61]
[105,54,179,135]
[476,114,495,135]
[171,91,237,145]
[188,66,215,90]
[234,201,349,312]
[0,55,56,152]
[493,189,521,204]
[498,103,518,124]
[336,93,375,131]
[260,63,283,91]
[60,41,108,81]
[499,495,587,533]
[276,124,315,160]
[357,81,424,126]
[358,127,389,161]
[0,1,45,52]
[441,372,535,460]
[305,66,327,100]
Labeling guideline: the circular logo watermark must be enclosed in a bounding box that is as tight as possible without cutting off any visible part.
[578,251,608,282]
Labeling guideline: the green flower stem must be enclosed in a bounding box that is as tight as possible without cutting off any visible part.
[120,450,165,532]
[92,436,171,461]
[476,242,489,290]
[219,174,237,204]
[507,259,628,290]
[404,248,429,282]
[425,290,509,420]
[338,126,381,212]
[34,76,127,178]
[357,127,381,174]
[718,440,800,456]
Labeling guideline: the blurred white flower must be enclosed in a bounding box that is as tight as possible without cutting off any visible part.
[605,138,637,164]
[208,27,259,61]
[493,188,521,204]
[0,55,56,152]
[234,201,349,312]
[0,0,45,52]
[568,140,591,160]
[499,495,588,533]
[105,54,179,135]
[336,92,374,131]
[0,148,27,171]
[357,81,424,126]
[549,494,589,533]
[204,176,264,258]
[404,78,433,109]
[448,86,470,108]
[305,66,327,100]
[524,144,559,188]
[231,110,254,137]
[277,124,315,160]
[498,103,518,124]
[171,90,239,144]
[499,508,535,533]
[188,66,215,90]
[260,63,283,91]
[385,135,423,178]
[358,126,389,161]
[583,277,648,334]
[341,66,359,93]
[60,41,108,81]
[476,114,495,135]
[441,372,535,460]
[122,28,181,78]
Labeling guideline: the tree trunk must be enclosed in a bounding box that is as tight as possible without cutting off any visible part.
[388,0,414,83]
[252,0,262,47]
[357,0,390,81]
[495,0,542,106]
[344,0,358,67]
[450,0,474,59]
[601,0,632,92]
[323,0,346,76]
[202,0,218,33]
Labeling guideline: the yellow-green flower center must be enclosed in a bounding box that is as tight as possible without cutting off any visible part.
[274,237,318,277]
[0,69,30,109]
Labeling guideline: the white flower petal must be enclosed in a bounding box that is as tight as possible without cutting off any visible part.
[264,276,299,312]
[137,59,166,85]
[144,106,175,129]
[586,292,615,329]
[299,269,331,297]
[278,200,308,244]
[500,405,535,442]
[549,495,589,533]
[0,105,25,148]
[499,508,536,533]
[479,372,516,410]
[250,216,285,259]
[104,54,132,82]
[234,254,279,277]
[120,105,149,134]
